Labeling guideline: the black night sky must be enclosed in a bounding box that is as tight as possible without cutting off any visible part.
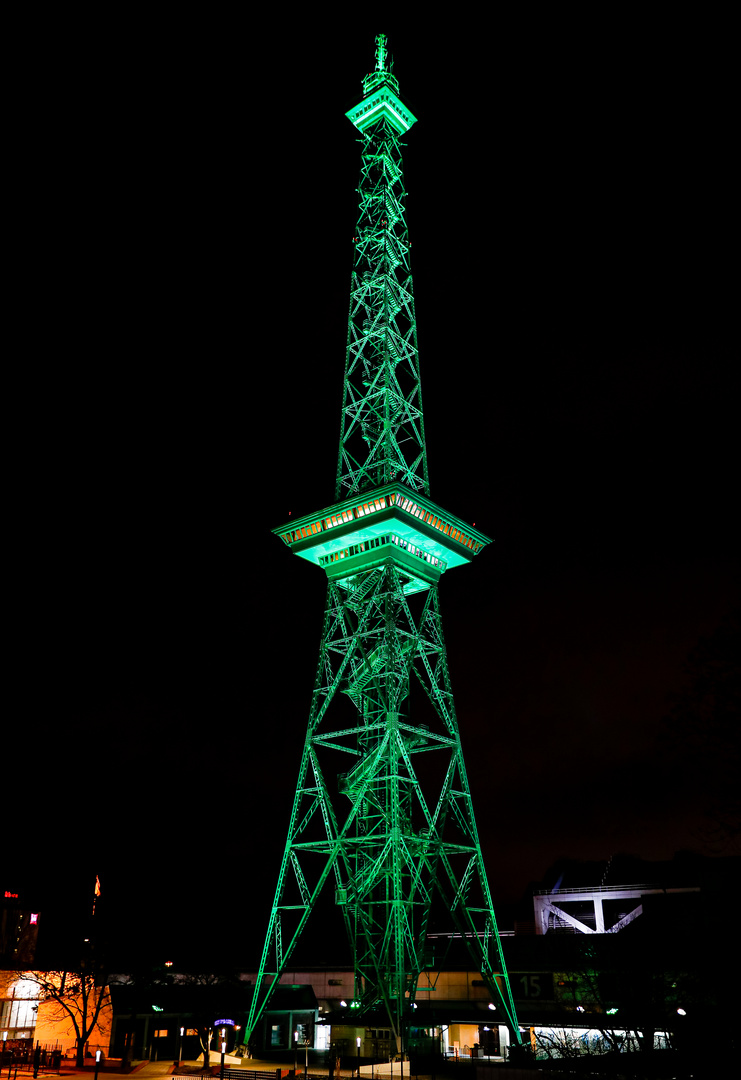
[5,14,738,968]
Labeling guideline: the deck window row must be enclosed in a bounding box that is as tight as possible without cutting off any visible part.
[279,491,480,555]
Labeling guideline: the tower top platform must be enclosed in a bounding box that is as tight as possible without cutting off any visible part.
[274,482,491,593]
[346,89,417,136]
[345,32,417,135]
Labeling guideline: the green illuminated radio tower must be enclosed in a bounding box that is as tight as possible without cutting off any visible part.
[248,35,520,1049]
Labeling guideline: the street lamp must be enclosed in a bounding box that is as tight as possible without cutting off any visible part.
[220,1028,227,1080]
[356,1036,361,1079]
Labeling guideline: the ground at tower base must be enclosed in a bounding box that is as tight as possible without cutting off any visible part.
[2,854,734,1078]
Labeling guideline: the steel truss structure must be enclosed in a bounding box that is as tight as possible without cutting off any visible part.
[247,36,519,1050]
[336,36,426,502]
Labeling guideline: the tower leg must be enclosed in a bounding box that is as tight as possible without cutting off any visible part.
[247,565,520,1044]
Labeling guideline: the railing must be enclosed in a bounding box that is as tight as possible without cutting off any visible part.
[0,1049,63,1075]
[0,1063,61,1079]
[278,488,484,557]
[173,1071,286,1080]
[318,533,447,572]
[533,883,660,896]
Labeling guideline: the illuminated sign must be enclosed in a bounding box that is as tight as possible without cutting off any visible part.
[214,1018,235,1027]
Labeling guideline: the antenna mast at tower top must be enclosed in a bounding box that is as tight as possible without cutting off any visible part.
[362,32,396,94]
[375,32,388,72]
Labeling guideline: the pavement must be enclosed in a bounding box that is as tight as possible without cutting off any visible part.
[50,1064,306,1080]
[49,1060,342,1080]
[53,1063,180,1080]
[46,1062,675,1080]
[32,1053,726,1080]
[47,1061,518,1080]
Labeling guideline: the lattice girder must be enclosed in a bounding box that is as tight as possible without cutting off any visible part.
[247,561,519,1040]
[336,111,428,500]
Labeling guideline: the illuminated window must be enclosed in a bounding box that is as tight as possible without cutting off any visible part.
[0,980,39,1030]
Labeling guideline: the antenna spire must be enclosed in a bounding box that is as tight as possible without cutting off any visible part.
[362,32,399,98]
[375,32,388,72]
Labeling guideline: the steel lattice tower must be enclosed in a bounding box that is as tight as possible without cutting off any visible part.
[247,36,520,1050]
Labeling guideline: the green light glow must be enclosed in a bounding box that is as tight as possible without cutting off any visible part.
[274,482,491,581]
[361,32,400,99]
[338,41,421,499]
[375,34,387,73]
[346,89,417,135]
[249,35,520,1052]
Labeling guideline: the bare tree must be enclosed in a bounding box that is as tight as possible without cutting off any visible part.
[17,968,110,1066]
[545,937,682,1064]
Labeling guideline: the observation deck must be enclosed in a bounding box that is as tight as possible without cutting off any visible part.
[274,482,491,594]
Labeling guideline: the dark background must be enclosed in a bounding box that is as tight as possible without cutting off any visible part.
[4,13,738,968]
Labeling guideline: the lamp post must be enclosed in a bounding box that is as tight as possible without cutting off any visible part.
[294,1030,298,1076]
[220,1028,227,1080]
[356,1037,361,1079]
